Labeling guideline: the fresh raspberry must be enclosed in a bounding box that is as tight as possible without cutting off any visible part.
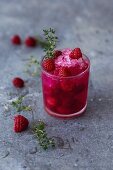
[42,58,55,72]
[62,97,74,108]
[11,35,21,45]
[54,68,59,76]
[12,77,24,88]
[69,48,82,59]
[14,115,29,133]
[74,84,85,94]
[57,106,71,114]
[25,36,37,47]
[46,96,57,107]
[59,67,71,77]
[69,66,81,76]
[54,50,62,58]
[60,79,74,91]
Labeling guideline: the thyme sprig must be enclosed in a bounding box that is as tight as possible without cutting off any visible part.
[33,121,55,150]
[43,28,58,58]
[25,56,40,76]
[37,36,49,48]
[11,96,32,112]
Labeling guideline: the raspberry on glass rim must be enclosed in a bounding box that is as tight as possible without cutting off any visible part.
[53,50,62,59]
[41,28,90,119]
[69,48,82,59]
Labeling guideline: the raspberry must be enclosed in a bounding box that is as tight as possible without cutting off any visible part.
[60,79,74,91]
[11,35,21,45]
[25,36,37,47]
[54,68,59,76]
[46,97,57,107]
[59,67,71,77]
[69,48,82,59]
[57,106,71,115]
[12,77,24,88]
[42,58,55,72]
[62,97,74,107]
[74,84,85,94]
[54,50,62,58]
[69,66,81,76]
[14,115,29,133]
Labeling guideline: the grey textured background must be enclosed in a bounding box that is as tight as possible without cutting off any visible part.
[0,0,113,170]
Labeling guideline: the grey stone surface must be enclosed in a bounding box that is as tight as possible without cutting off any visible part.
[0,0,113,169]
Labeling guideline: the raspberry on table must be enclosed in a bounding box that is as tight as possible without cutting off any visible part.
[25,36,37,47]
[11,35,21,45]
[12,77,24,88]
[14,115,29,133]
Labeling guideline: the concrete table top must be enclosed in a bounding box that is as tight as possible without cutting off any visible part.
[0,0,113,169]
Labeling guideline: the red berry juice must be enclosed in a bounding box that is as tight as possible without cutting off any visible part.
[41,48,90,118]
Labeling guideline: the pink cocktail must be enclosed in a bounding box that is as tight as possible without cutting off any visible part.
[41,48,90,118]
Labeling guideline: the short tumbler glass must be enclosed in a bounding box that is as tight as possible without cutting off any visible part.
[41,55,90,118]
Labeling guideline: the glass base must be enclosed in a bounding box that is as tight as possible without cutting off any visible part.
[45,103,87,119]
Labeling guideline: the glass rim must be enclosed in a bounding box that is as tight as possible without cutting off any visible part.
[41,54,90,79]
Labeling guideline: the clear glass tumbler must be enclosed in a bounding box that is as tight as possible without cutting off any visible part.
[41,55,90,118]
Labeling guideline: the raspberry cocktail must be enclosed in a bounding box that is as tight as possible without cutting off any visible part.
[41,29,90,118]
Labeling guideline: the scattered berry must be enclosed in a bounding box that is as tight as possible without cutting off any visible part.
[11,35,21,45]
[59,67,71,77]
[14,115,29,133]
[54,50,62,58]
[12,77,24,88]
[42,58,55,72]
[69,48,82,59]
[25,36,37,47]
